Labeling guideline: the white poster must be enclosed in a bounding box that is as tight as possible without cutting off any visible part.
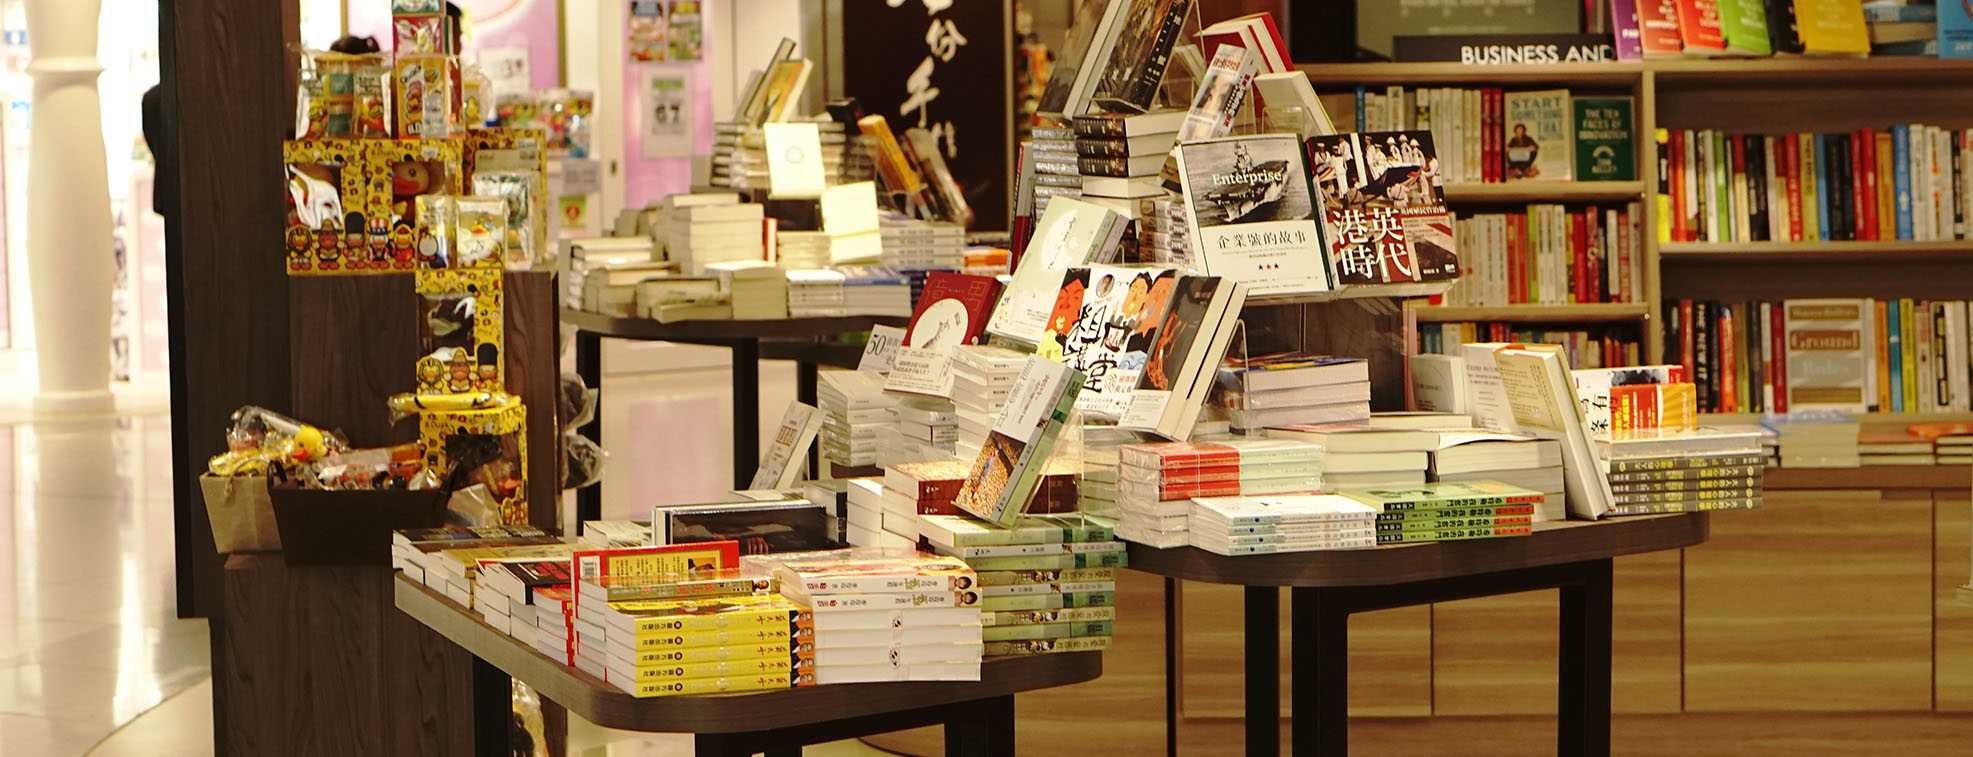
[477,46,532,102]
[640,65,695,158]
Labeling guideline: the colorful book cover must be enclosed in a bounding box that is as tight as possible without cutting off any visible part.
[1901,298,1919,412]
[1612,0,1646,60]
[1793,0,1869,55]
[1894,125,1914,240]
[1674,0,1729,54]
[1054,266,1181,419]
[1503,90,1573,181]
[1091,0,1194,113]
[905,272,1003,349]
[1717,0,1774,55]
[1638,0,1688,55]
[1946,1,1973,58]
[1175,134,1334,295]
[1121,276,1248,440]
[1888,298,1905,411]
[1767,0,1806,53]
[1305,131,1459,286]
[1574,98,1635,183]
[1783,298,1871,413]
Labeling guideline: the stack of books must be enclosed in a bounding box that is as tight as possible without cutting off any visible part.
[880,215,965,272]
[391,524,558,585]
[1028,127,1082,214]
[963,246,1009,278]
[844,478,915,550]
[917,514,1122,655]
[1339,482,1541,545]
[1597,428,1767,515]
[1265,424,1435,488]
[777,230,832,270]
[578,519,652,549]
[1112,439,1325,549]
[771,551,986,684]
[786,269,847,317]
[819,370,891,468]
[1143,195,1190,265]
[801,479,852,544]
[1859,429,1937,466]
[1188,494,1377,555]
[1218,355,1372,432]
[426,541,573,610]
[1072,110,1181,238]
[1761,411,1861,468]
[1912,421,1973,465]
[531,585,577,664]
[630,276,729,323]
[574,576,803,697]
[475,557,573,642]
[667,201,765,276]
[1071,423,1150,516]
[837,266,914,317]
[578,261,671,316]
[705,261,788,320]
[881,460,972,542]
[1429,432,1567,522]
[951,345,1029,461]
[882,397,959,464]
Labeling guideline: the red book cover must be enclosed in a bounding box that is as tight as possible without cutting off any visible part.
[1669,129,1687,242]
[1488,88,1505,183]
[1586,209,1603,304]
[1510,213,1526,304]
[1610,384,1663,431]
[1856,129,1878,241]
[1118,441,1241,469]
[1783,134,1803,242]
[1480,88,1496,183]
[1673,0,1726,54]
[1636,0,1687,56]
[1570,210,1587,304]
[1718,304,1737,413]
[1616,207,1633,303]
[1769,300,1787,412]
[1680,299,1696,381]
[904,272,1003,347]
[1128,464,1242,485]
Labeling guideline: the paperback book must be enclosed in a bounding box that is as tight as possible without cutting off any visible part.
[1306,131,1460,287]
[1174,134,1334,296]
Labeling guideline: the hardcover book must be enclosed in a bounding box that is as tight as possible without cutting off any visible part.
[953,357,1085,526]
[1035,0,1131,117]
[1090,0,1194,113]
[1716,0,1773,55]
[1573,97,1636,182]
[1306,131,1460,286]
[1503,90,1574,181]
[1175,134,1334,296]
[905,272,1002,349]
[1197,12,1292,73]
[1120,276,1248,440]
[1793,0,1869,54]
[1637,0,1689,56]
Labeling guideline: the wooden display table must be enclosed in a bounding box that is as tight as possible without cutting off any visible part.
[1127,514,1710,757]
[564,308,907,523]
[394,575,1102,756]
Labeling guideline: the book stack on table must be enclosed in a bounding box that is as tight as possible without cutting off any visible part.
[1218,355,1372,432]
[1266,423,1435,489]
[1760,411,1861,468]
[1428,431,1567,523]
[1144,195,1189,265]
[390,525,560,587]
[1858,429,1938,466]
[1111,440,1325,549]
[1188,494,1378,556]
[1028,125,1083,214]
[820,370,893,469]
[1912,422,1973,466]
[882,397,960,466]
[918,514,1123,655]
[777,230,832,270]
[1072,110,1181,259]
[786,269,847,317]
[1595,429,1767,516]
[428,541,574,611]
[770,551,986,684]
[476,558,574,643]
[573,573,803,698]
[951,345,1029,462]
[845,478,917,551]
[669,201,766,276]
[578,519,653,549]
[532,585,577,664]
[879,215,965,273]
[836,266,914,318]
[1337,482,1542,545]
[880,460,974,543]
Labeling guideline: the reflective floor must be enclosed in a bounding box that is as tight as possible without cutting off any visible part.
[0,415,211,756]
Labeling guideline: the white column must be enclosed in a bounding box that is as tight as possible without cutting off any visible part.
[24,0,114,414]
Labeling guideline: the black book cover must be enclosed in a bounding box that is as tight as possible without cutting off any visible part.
[1093,0,1195,114]
[1748,301,1764,414]
[1665,298,1685,383]
[1708,301,1725,413]
[1765,0,1804,54]
[1747,135,1770,242]
[1826,135,1851,241]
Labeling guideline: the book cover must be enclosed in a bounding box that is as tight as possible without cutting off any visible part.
[986,197,1125,346]
[1121,276,1249,440]
[1570,364,1689,435]
[1091,0,1194,113]
[1034,0,1130,116]
[749,402,824,490]
[1612,0,1647,59]
[1574,97,1635,182]
[1638,0,1688,57]
[1674,0,1730,54]
[1946,1,1973,58]
[1489,347,1615,519]
[1175,135,1333,296]
[572,542,742,585]
[1793,0,1869,54]
[1783,298,1871,413]
[658,501,833,555]
[1718,0,1774,54]
[1901,298,1919,411]
[904,272,1002,349]
[1503,90,1573,181]
[1306,131,1459,286]
[1198,12,1291,73]
[1053,265,1181,419]
[953,357,1084,526]
[1767,0,1806,52]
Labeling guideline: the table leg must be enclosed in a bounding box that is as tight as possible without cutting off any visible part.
[1557,559,1614,757]
[574,330,602,533]
[1165,577,1180,757]
[693,733,753,757]
[1291,587,1350,756]
[471,657,511,757]
[1244,586,1279,757]
[731,338,760,490]
[945,694,1015,757]
[797,356,819,480]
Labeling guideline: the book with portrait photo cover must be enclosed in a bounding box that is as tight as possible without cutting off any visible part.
[1305,130,1460,287]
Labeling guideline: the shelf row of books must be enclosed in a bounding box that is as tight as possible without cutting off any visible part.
[1416,324,1644,370]
[1663,297,1973,416]
[1345,87,1634,186]
[1608,0,1896,58]
[1437,202,1646,307]
[1655,125,1973,245]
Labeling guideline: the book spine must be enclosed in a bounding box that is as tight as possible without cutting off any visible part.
[981,620,1114,642]
[986,606,1117,625]
[1902,298,1919,412]
[1118,0,1190,109]
[1570,210,1586,303]
[1813,133,1831,241]
[1609,475,1761,494]
[1770,300,1788,413]
[1659,128,1675,243]
[628,625,796,650]
[983,636,1112,655]
[1935,303,1952,412]
[1874,299,1891,412]
[1713,130,1731,242]
[1694,300,1713,412]
[1608,497,1762,515]
[628,608,797,635]
[1372,503,1536,521]
[1854,130,1874,240]
[1612,485,1762,505]
[1888,299,1907,412]
[1374,515,1533,533]
[1719,303,1737,413]
[1604,459,1766,479]
[1783,133,1803,241]
[1729,134,1748,242]
[1375,525,1532,544]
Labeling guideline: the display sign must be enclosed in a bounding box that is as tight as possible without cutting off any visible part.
[836,0,1011,230]
[1356,0,1584,60]
[1392,34,1617,64]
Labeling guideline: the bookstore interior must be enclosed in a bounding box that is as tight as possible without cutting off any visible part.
[21,0,1973,754]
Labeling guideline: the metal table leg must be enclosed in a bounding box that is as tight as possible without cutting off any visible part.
[472,657,511,757]
[1245,586,1279,757]
[731,338,760,490]
[1165,577,1180,757]
[1558,559,1615,757]
[945,694,1015,757]
[1291,587,1350,756]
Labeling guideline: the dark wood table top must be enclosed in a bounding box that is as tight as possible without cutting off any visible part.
[393,576,1103,733]
[1126,513,1709,588]
[563,308,907,342]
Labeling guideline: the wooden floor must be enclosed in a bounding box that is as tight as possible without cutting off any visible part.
[860,569,1973,755]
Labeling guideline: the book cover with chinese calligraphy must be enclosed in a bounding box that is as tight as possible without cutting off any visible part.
[986,197,1127,346]
[1173,134,1333,297]
[1053,265,1180,419]
[1307,131,1459,287]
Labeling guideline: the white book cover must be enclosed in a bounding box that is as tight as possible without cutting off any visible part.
[985,197,1123,346]
[762,122,827,198]
[1493,347,1613,519]
[750,401,825,490]
[1782,298,1871,413]
[1409,353,1468,414]
[1175,135,1333,296]
[1190,494,1376,525]
[1949,302,1970,412]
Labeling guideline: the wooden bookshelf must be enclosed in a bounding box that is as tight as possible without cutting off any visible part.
[1442,180,1645,204]
[1298,61,1645,87]
[1660,240,1973,264]
[1413,303,1649,324]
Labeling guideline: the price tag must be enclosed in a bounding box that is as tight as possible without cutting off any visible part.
[562,158,603,195]
[857,325,906,375]
[882,345,954,398]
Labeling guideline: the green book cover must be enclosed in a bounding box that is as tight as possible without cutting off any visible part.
[1572,97,1635,182]
[1717,0,1773,55]
[1713,130,1732,243]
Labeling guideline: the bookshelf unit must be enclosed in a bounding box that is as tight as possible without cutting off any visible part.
[1303,57,1973,418]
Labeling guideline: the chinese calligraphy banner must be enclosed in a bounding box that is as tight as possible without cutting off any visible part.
[837,0,1012,230]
